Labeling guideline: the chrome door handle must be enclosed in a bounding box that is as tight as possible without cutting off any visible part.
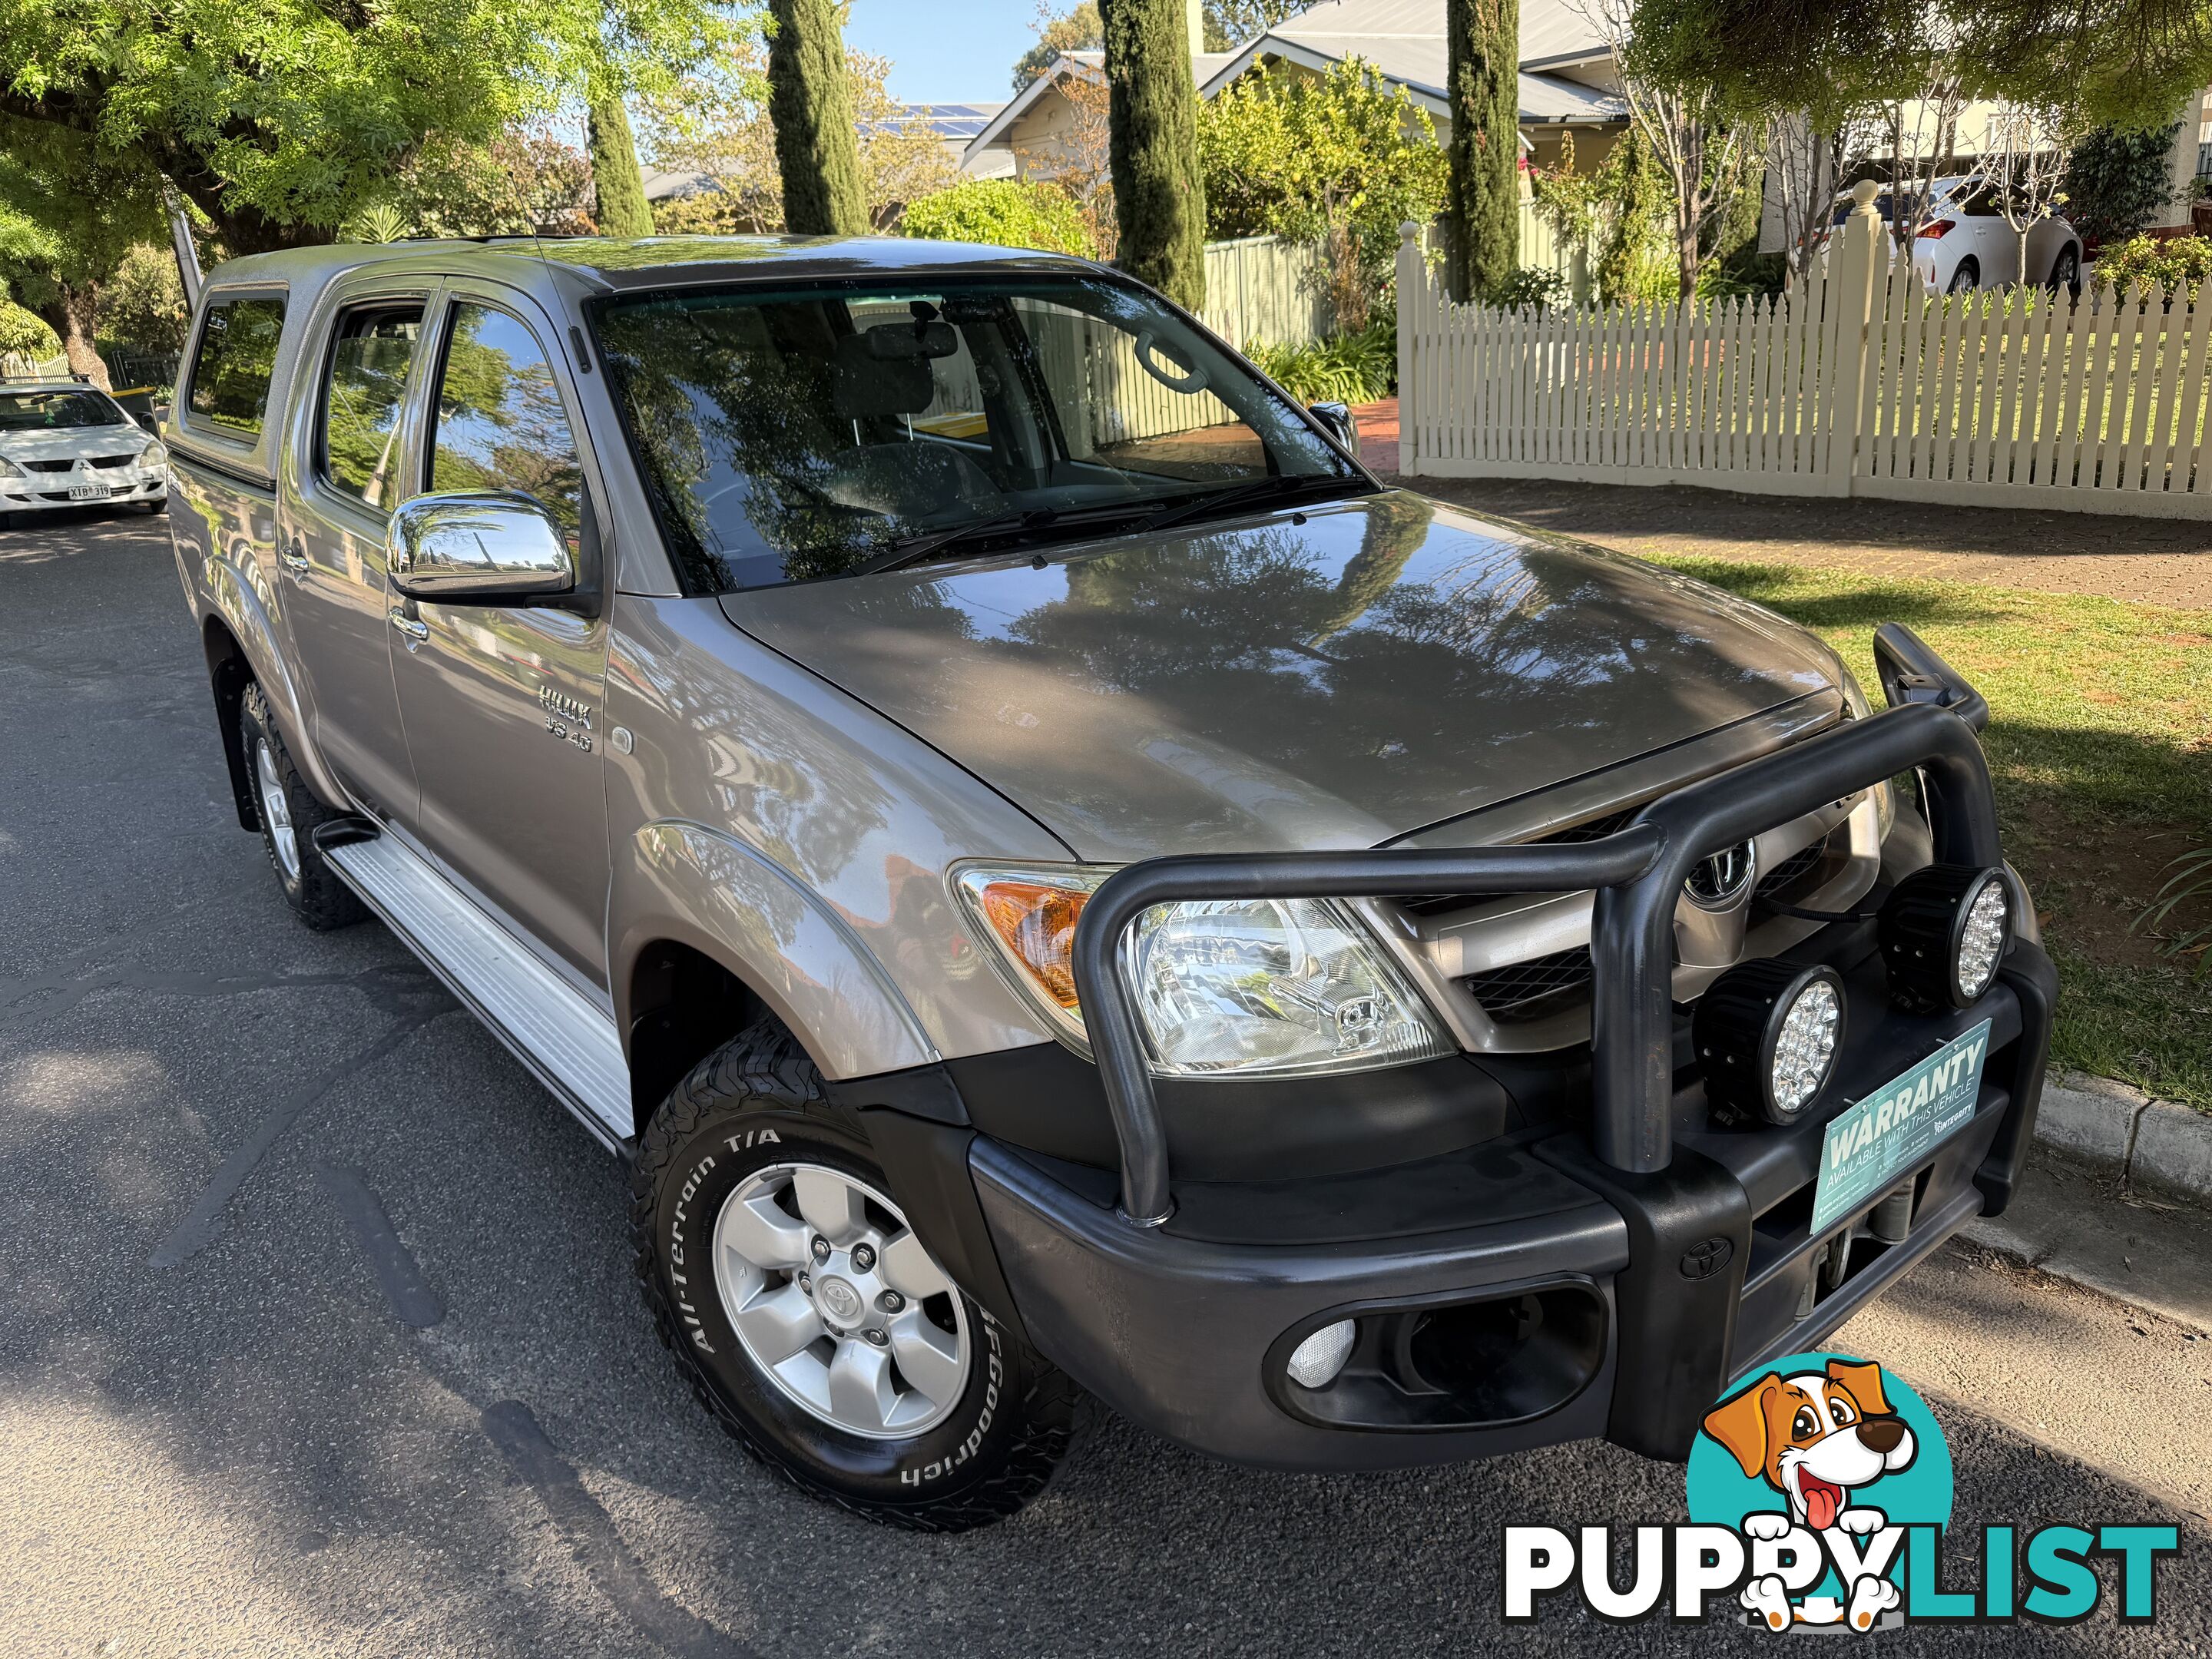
[388,611,429,645]
[277,540,310,575]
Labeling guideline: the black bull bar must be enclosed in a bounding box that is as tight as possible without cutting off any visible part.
[1070,623,2002,1229]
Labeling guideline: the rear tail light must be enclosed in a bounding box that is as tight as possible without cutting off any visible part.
[1916,219,1955,240]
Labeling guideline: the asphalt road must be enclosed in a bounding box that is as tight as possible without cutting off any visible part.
[1,506,2205,1658]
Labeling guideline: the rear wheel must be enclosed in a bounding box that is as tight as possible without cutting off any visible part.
[633,1021,1088,1531]
[239,682,367,931]
[2049,247,2081,292]
[1945,257,1980,294]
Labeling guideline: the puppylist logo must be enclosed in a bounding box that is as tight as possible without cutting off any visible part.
[1503,1351,2178,1631]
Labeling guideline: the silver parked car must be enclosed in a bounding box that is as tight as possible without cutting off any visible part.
[166,235,2055,1530]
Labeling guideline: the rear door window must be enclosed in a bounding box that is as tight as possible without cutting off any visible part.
[319,304,424,511]
[187,296,287,437]
[428,301,584,544]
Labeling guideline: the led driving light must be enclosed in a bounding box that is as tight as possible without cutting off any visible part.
[952,866,1450,1079]
[1693,957,1847,1124]
[1285,1320,1356,1389]
[1878,864,2011,1010]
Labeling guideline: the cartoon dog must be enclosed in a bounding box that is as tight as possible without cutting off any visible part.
[1702,1358,1918,1631]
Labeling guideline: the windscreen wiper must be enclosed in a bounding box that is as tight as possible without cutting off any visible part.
[847,509,1061,578]
[1134,472,1359,536]
[849,498,1168,578]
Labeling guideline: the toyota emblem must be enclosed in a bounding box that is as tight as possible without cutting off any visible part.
[1684,839,1758,909]
[1679,1237,1735,1280]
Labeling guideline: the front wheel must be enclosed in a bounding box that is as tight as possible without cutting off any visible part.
[2049,247,2081,292]
[633,1022,1087,1531]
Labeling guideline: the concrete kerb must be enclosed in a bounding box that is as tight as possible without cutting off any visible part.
[2032,1071,2212,1197]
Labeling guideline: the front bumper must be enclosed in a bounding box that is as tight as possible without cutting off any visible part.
[0,465,167,510]
[967,939,2052,1469]
[945,624,2048,1469]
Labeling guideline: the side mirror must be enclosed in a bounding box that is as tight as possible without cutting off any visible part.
[134,412,159,435]
[387,491,575,602]
[1308,401,1361,462]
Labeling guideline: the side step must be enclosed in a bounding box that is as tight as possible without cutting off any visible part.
[321,830,634,1146]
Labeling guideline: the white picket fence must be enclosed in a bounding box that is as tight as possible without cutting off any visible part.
[1396,197,2212,520]
[1,351,69,380]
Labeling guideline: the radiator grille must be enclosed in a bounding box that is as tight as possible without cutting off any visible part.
[1460,946,1594,1024]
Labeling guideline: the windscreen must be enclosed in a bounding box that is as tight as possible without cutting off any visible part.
[0,390,127,430]
[591,275,1358,593]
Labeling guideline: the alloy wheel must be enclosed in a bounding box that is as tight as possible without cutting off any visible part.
[255,740,301,880]
[711,1161,971,1439]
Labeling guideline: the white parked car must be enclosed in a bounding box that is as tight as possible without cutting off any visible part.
[0,379,170,529]
[1836,176,2084,293]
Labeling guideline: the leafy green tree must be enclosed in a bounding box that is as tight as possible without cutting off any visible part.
[393,131,599,239]
[1197,58,1448,316]
[648,40,950,233]
[2065,124,2184,250]
[1200,0,1303,48]
[1100,0,1207,310]
[96,243,189,352]
[588,89,656,238]
[1443,0,1519,300]
[0,295,60,361]
[767,0,869,236]
[902,180,1098,257]
[1594,127,1674,305]
[1628,0,2210,137]
[0,0,741,251]
[1015,2,1104,88]
[0,131,163,386]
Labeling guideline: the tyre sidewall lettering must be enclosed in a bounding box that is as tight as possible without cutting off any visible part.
[654,1110,1027,1502]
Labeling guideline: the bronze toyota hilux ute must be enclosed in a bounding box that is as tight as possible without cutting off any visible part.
[164,234,2054,1531]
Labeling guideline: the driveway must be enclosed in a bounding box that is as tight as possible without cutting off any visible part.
[1,508,2205,1657]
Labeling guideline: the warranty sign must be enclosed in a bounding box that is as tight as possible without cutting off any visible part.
[1810,1021,1991,1234]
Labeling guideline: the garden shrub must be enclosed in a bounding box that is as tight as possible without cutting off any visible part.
[1245,316,1396,403]
[902,178,1097,259]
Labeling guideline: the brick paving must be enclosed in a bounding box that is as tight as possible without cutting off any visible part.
[1351,397,2212,610]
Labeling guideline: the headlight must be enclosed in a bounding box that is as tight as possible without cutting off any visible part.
[952,866,1451,1079]
[1834,669,1898,843]
[0,457,24,478]
[139,441,168,469]
[1837,664,1874,720]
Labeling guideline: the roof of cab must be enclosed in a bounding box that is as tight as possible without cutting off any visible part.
[202,233,1104,297]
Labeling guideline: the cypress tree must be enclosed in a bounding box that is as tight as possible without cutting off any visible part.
[1099,0,1207,311]
[586,88,655,239]
[767,0,869,237]
[1443,0,1520,300]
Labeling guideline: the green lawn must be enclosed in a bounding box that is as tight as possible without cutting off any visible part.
[1646,554,2212,1114]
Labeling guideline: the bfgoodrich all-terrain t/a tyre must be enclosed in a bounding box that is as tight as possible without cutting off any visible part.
[633,1022,1087,1532]
[239,681,367,932]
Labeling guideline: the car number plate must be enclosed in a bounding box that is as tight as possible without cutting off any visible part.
[1810,1018,1992,1234]
[68,483,111,501]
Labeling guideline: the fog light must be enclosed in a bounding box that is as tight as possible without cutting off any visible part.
[1879,864,2010,1010]
[1285,1319,1356,1389]
[1694,958,1847,1125]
